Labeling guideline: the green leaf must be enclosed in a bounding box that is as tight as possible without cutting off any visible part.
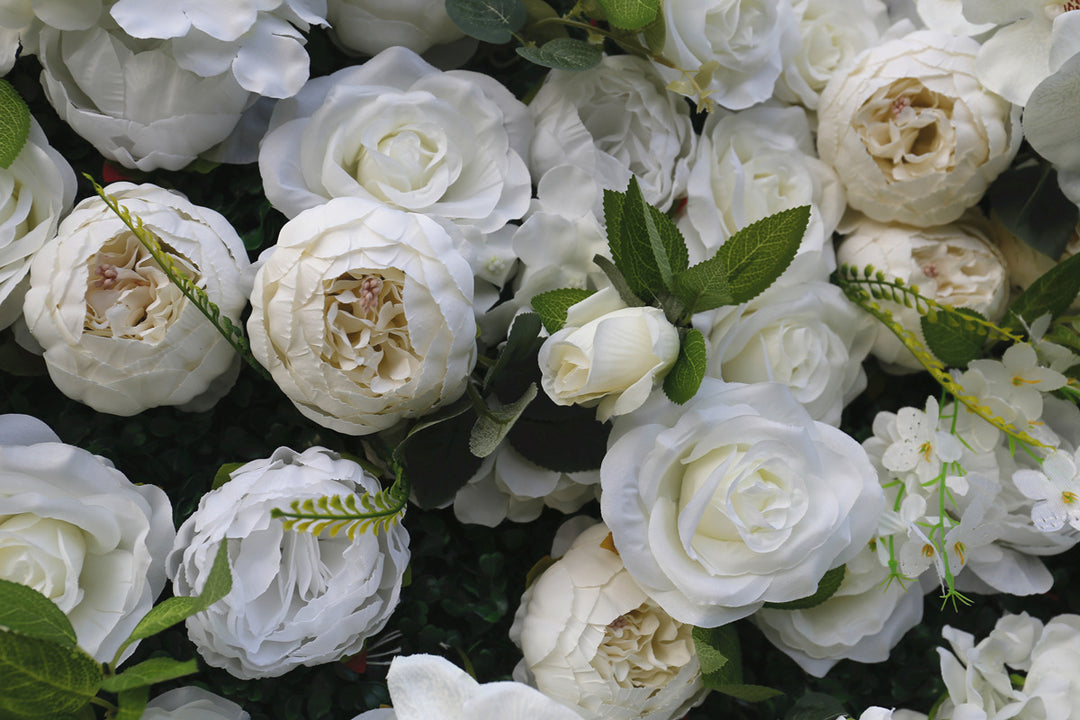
[99,657,199,693]
[671,255,735,314]
[0,631,102,718]
[603,188,625,256]
[614,177,687,300]
[592,254,646,309]
[395,402,483,509]
[211,462,245,490]
[921,308,989,368]
[520,0,568,42]
[0,580,78,648]
[784,692,849,720]
[1003,253,1080,333]
[596,0,659,29]
[663,329,706,405]
[763,565,846,611]
[507,396,610,473]
[516,37,603,71]
[469,383,539,458]
[715,684,785,702]
[715,206,810,303]
[116,541,232,659]
[0,79,30,169]
[444,0,527,43]
[691,625,782,702]
[641,12,665,54]
[115,686,150,720]
[531,288,595,334]
[987,163,1079,261]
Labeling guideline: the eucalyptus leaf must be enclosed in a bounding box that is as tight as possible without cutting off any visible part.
[715,206,810,303]
[987,163,1078,261]
[596,0,659,29]
[1003,252,1080,333]
[762,565,846,611]
[99,657,199,693]
[0,579,78,648]
[662,329,706,405]
[445,0,527,43]
[531,288,595,334]
[0,631,102,718]
[469,383,538,458]
[0,79,30,169]
[516,37,603,71]
[920,308,989,368]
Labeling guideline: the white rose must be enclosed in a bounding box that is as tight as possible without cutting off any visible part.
[836,212,1009,372]
[37,23,253,172]
[247,197,477,436]
[1024,615,1080,719]
[655,0,797,110]
[753,542,924,677]
[678,104,844,271]
[600,380,884,626]
[510,522,707,720]
[694,256,876,426]
[167,446,410,679]
[0,118,75,329]
[326,0,465,56]
[349,654,584,720]
[538,287,680,422]
[0,413,175,663]
[817,31,1021,227]
[528,54,696,212]
[142,687,249,720]
[258,46,531,237]
[23,182,253,416]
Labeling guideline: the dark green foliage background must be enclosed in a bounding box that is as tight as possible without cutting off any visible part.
[3,22,1080,720]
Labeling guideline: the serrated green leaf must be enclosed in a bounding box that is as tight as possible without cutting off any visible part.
[0,79,30,170]
[115,686,150,720]
[672,255,735,313]
[784,692,849,720]
[516,37,603,71]
[531,288,596,334]
[614,177,681,301]
[921,308,988,368]
[592,254,645,309]
[0,580,77,649]
[716,206,810,303]
[469,383,539,457]
[211,462,245,490]
[663,329,706,405]
[763,565,846,611]
[483,312,544,394]
[596,0,658,28]
[0,631,102,717]
[99,657,199,693]
[987,163,1078,261]
[692,625,738,679]
[445,0,527,43]
[116,542,232,660]
[1003,253,1080,333]
[603,188,625,257]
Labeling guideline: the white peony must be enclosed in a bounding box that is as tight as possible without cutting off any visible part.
[142,687,249,720]
[537,288,680,422]
[167,446,410,679]
[349,654,584,720]
[817,31,1021,227]
[836,212,1009,372]
[600,380,883,627]
[23,182,252,416]
[654,0,796,110]
[528,54,696,212]
[0,413,175,663]
[0,118,76,329]
[247,197,477,436]
[510,522,708,720]
[326,0,465,57]
[37,21,253,172]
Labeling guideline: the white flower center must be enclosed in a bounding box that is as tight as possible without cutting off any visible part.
[322,269,421,392]
[853,78,957,181]
[0,514,87,612]
[84,232,200,343]
[352,124,451,202]
[596,602,694,689]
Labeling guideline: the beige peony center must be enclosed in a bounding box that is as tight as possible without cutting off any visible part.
[84,231,199,344]
[322,269,421,393]
[853,78,956,182]
[597,602,694,689]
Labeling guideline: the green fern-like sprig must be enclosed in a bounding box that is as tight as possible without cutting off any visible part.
[835,264,1048,449]
[85,175,271,381]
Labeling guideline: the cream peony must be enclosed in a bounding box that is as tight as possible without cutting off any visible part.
[510,522,708,720]
[817,31,1021,227]
[600,380,883,627]
[247,197,476,435]
[23,182,252,415]
[167,446,410,679]
[537,288,680,422]
[0,413,175,663]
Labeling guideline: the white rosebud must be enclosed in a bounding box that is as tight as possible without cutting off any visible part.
[167,446,410,679]
[23,182,252,416]
[247,197,477,436]
[600,380,883,627]
[0,414,175,663]
[326,0,465,56]
[817,31,1021,227]
[538,288,680,422]
[836,211,1009,372]
[510,522,708,720]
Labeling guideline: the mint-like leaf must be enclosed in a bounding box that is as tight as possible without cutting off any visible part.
[0,580,78,649]
[531,288,595,334]
[762,565,846,611]
[691,625,782,702]
[662,329,706,404]
[716,206,809,303]
[0,631,102,718]
[0,79,30,170]
[672,254,735,313]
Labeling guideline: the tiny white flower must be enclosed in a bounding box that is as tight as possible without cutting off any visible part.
[881,397,964,484]
[1013,449,1080,532]
[968,343,1067,423]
